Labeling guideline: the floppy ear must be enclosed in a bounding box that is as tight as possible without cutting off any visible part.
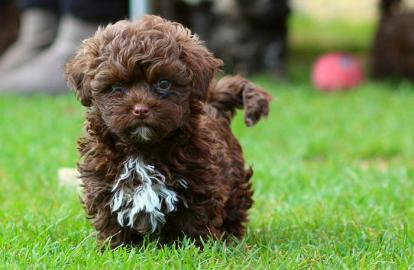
[182,44,223,100]
[65,40,99,107]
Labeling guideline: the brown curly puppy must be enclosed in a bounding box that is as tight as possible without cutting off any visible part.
[65,15,271,248]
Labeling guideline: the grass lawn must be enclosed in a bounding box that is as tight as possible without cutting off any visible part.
[1,79,414,269]
[1,16,414,269]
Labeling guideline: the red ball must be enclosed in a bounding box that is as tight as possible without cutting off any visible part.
[311,53,364,92]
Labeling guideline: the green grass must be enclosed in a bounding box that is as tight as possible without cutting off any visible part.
[1,79,414,269]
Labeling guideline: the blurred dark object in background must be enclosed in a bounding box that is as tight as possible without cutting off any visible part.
[154,0,213,40]
[0,0,20,56]
[155,0,290,79]
[371,0,414,81]
[380,0,401,15]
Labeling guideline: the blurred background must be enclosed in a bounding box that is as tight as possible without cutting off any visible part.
[0,0,413,91]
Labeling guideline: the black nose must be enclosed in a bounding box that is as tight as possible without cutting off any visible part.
[132,104,150,118]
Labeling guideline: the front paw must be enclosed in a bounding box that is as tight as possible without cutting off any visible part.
[242,84,272,126]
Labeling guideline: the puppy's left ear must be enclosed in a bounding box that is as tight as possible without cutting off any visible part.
[183,45,223,99]
[65,39,99,107]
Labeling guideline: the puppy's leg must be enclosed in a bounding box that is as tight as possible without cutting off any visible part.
[162,202,226,246]
[91,207,144,249]
[207,75,272,126]
[222,168,253,238]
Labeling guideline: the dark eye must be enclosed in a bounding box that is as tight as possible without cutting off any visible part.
[156,79,171,91]
[111,83,128,94]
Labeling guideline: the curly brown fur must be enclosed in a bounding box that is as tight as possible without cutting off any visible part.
[65,15,271,249]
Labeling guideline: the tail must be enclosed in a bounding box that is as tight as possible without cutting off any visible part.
[207,75,272,126]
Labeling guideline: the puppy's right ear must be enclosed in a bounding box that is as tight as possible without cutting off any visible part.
[65,42,98,107]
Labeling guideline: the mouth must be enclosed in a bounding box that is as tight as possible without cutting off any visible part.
[130,126,154,142]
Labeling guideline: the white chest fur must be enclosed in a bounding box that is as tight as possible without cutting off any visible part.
[110,157,186,234]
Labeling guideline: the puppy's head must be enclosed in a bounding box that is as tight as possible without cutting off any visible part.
[65,15,222,143]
